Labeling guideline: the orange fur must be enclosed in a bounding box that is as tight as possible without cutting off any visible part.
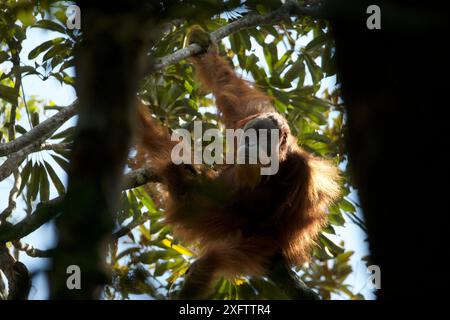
[190,45,274,128]
[134,42,340,298]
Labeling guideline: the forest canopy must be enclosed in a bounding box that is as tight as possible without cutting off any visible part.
[0,0,369,300]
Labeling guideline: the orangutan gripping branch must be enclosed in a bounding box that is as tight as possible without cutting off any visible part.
[134,26,340,299]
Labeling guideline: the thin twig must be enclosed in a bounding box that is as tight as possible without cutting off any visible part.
[112,212,153,239]
[12,240,52,258]
[0,170,21,223]
[146,0,326,73]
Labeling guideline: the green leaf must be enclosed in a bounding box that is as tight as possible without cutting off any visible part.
[229,33,241,54]
[249,61,267,82]
[271,88,290,105]
[0,52,9,63]
[244,53,259,71]
[32,20,66,34]
[53,148,72,160]
[62,74,75,85]
[305,33,332,53]
[150,221,165,235]
[269,75,291,89]
[247,27,265,45]
[295,105,327,125]
[42,42,70,62]
[183,80,193,94]
[313,243,334,260]
[322,43,336,76]
[28,164,40,201]
[304,53,323,84]
[154,259,184,277]
[17,9,36,26]
[340,198,356,213]
[28,37,64,59]
[19,161,32,194]
[51,56,64,69]
[137,250,179,264]
[19,66,40,76]
[134,187,158,215]
[336,251,354,264]
[302,132,332,144]
[30,112,40,127]
[44,160,65,195]
[319,233,345,255]
[39,164,50,202]
[328,212,345,226]
[274,99,287,113]
[274,49,293,73]
[263,42,278,73]
[128,191,140,218]
[15,125,27,135]
[322,224,336,234]
[262,25,279,39]
[255,4,268,15]
[51,154,70,173]
[154,262,168,277]
[238,31,252,51]
[0,84,18,104]
[51,126,75,140]
[284,58,305,84]
[117,192,131,224]
[60,58,75,71]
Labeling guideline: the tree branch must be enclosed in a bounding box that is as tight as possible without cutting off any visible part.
[0,101,78,157]
[0,197,63,243]
[0,136,47,182]
[0,170,21,223]
[267,253,320,300]
[12,240,52,258]
[39,142,72,152]
[112,211,153,239]
[0,167,159,243]
[146,0,326,73]
[0,141,73,183]
[121,166,160,189]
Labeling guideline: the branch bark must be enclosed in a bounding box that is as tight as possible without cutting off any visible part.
[147,0,327,73]
[0,170,21,223]
[121,167,160,189]
[0,101,78,157]
[50,5,151,289]
[112,211,153,239]
[0,167,158,244]
[12,240,52,258]
[267,253,320,300]
[0,136,46,182]
[0,141,73,182]
[0,197,63,243]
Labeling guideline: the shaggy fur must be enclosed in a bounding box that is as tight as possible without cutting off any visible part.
[134,28,341,298]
